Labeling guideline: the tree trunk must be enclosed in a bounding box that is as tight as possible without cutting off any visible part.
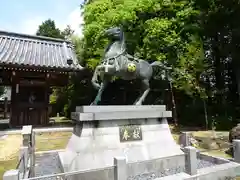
[3,97,8,119]
[203,99,208,130]
[169,82,178,125]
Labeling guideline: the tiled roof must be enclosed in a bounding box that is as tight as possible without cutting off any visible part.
[0,30,83,71]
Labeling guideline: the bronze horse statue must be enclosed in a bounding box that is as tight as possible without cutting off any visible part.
[91,26,171,105]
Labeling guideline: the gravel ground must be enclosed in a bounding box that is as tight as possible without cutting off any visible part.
[127,166,185,180]
[35,152,62,178]
[127,159,217,180]
[197,158,216,169]
[34,152,222,180]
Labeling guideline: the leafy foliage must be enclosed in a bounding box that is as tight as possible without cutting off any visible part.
[82,0,206,96]
[36,20,82,116]
[62,25,75,40]
[36,0,240,129]
[36,19,64,39]
[80,0,240,129]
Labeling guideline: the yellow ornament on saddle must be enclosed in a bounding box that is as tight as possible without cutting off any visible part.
[127,62,136,73]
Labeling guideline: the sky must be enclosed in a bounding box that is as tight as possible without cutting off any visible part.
[0,0,84,37]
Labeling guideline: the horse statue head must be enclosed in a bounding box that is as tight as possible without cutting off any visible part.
[104,26,123,41]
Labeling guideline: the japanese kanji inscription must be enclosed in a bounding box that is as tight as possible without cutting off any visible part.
[119,124,142,142]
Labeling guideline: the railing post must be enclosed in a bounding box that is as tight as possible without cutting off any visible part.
[22,125,32,147]
[233,139,240,163]
[114,156,127,180]
[30,131,36,177]
[179,132,191,147]
[184,146,197,175]
[3,169,19,180]
[18,146,28,175]
[22,125,36,177]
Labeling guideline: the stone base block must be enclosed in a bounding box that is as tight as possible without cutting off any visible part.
[59,117,184,173]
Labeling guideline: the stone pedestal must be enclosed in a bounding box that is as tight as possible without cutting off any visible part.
[58,105,185,178]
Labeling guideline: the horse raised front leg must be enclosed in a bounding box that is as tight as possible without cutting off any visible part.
[134,79,150,105]
[91,80,108,105]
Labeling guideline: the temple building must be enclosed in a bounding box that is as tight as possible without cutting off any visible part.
[0,30,83,127]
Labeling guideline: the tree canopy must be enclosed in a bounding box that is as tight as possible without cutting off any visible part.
[82,0,206,96]
[79,0,240,129]
[36,20,81,116]
[37,0,240,130]
[36,19,64,39]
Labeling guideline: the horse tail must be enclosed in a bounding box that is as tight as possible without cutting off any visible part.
[151,61,172,70]
[150,61,164,67]
[150,61,171,80]
[150,61,163,79]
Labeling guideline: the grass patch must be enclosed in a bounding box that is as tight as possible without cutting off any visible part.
[35,132,72,151]
[0,135,22,161]
[0,158,18,180]
[203,150,231,159]
[171,128,232,159]
[192,131,229,139]
[49,116,71,123]
[49,116,73,127]
[153,126,231,160]
[198,147,232,159]
[0,132,72,179]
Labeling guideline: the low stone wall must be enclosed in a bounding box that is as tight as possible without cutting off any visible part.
[3,126,240,180]
[127,154,185,178]
[5,146,240,180]
[64,166,115,180]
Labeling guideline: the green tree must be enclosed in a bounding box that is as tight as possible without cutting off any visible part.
[71,35,84,63]
[38,0,240,128]
[36,19,64,39]
[192,0,240,129]
[36,19,77,116]
[81,0,211,126]
[82,0,205,93]
[62,25,75,40]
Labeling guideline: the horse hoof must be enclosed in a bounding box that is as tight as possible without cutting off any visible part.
[134,102,142,106]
